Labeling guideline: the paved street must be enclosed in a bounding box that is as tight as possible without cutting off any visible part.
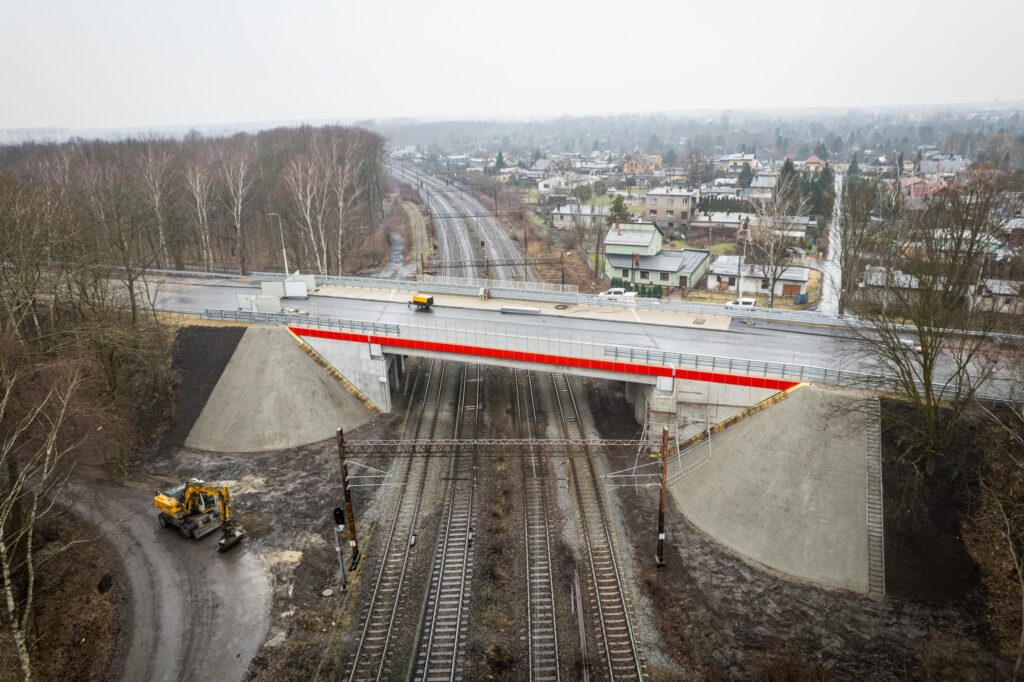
[817,173,843,317]
[149,278,866,373]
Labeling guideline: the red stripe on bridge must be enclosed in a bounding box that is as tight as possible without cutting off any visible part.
[289,326,800,392]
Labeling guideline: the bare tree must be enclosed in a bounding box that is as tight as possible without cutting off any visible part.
[835,176,880,315]
[329,133,372,276]
[0,357,84,682]
[183,155,216,272]
[849,165,1021,476]
[218,145,256,275]
[137,141,175,268]
[81,156,152,325]
[284,147,333,277]
[748,172,807,307]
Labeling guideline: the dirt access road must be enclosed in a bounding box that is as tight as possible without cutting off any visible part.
[68,478,271,682]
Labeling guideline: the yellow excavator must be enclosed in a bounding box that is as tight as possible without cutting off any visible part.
[154,479,246,552]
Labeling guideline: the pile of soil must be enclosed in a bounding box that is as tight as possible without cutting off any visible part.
[0,511,127,682]
[161,325,246,449]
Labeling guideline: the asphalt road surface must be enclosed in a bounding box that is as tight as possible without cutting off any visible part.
[150,278,865,370]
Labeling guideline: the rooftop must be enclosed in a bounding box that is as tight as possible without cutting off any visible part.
[552,204,610,217]
[607,249,709,274]
[647,186,698,197]
[604,222,659,247]
[709,255,809,282]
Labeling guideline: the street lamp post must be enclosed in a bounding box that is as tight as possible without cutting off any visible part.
[268,212,289,275]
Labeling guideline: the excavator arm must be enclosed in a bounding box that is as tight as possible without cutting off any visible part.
[182,483,232,525]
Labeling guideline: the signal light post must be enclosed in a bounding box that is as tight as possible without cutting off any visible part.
[337,428,361,570]
[655,427,669,568]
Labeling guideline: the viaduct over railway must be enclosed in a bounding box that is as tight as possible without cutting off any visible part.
[201,308,925,436]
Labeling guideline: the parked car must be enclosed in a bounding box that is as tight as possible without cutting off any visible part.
[597,287,638,301]
[724,297,757,309]
[898,338,923,353]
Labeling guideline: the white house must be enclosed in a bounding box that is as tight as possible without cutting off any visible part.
[551,204,610,231]
[707,255,809,298]
[538,175,568,192]
[970,279,1024,315]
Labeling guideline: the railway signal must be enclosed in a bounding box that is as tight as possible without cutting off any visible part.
[656,427,669,568]
[337,428,361,570]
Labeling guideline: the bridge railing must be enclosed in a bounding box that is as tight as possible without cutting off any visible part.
[141,268,1024,343]
[203,308,400,336]
[420,274,579,294]
[603,345,892,390]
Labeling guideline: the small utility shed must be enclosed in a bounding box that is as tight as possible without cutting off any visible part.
[603,221,709,289]
[708,255,809,297]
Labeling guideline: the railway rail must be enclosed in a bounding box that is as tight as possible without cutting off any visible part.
[549,373,644,681]
[515,369,561,682]
[413,363,482,680]
[344,360,449,681]
[397,165,532,282]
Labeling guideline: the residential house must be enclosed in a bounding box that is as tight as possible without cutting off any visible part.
[745,174,777,200]
[602,222,709,291]
[644,187,699,230]
[716,153,757,174]
[1002,217,1024,247]
[551,204,610,231]
[538,175,568,192]
[707,255,810,298]
[919,154,970,177]
[801,155,827,175]
[689,212,751,243]
[689,212,813,242]
[970,279,1024,315]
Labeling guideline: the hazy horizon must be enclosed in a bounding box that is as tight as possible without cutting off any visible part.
[3,0,1023,132]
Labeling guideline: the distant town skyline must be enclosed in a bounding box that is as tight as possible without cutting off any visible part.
[2,0,1023,131]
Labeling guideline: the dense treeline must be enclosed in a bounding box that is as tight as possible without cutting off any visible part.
[0,125,387,277]
[0,125,387,678]
[379,109,1024,168]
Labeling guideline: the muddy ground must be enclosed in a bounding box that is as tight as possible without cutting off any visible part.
[132,322,1016,681]
[0,513,127,682]
[586,379,1011,680]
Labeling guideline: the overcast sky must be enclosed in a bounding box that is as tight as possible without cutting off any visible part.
[2,0,1023,130]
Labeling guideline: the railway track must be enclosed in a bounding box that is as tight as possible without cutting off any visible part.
[344,360,450,681]
[549,373,644,682]
[412,363,482,680]
[388,164,479,279]
[515,369,561,682]
[403,166,532,281]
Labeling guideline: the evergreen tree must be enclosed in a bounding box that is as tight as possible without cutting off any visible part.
[608,195,631,225]
[848,153,861,176]
[494,150,505,172]
[738,163,754,188]
[814,141,830,160]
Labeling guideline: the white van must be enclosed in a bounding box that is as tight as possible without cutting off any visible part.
[724,297,756,309]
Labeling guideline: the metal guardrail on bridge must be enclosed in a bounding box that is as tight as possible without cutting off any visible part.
[203,308,400,336]
[201,307,1018,403]
[130,266,1024,345]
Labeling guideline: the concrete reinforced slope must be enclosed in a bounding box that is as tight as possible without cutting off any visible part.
[185,326,372,452]
[669,386,873,593]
